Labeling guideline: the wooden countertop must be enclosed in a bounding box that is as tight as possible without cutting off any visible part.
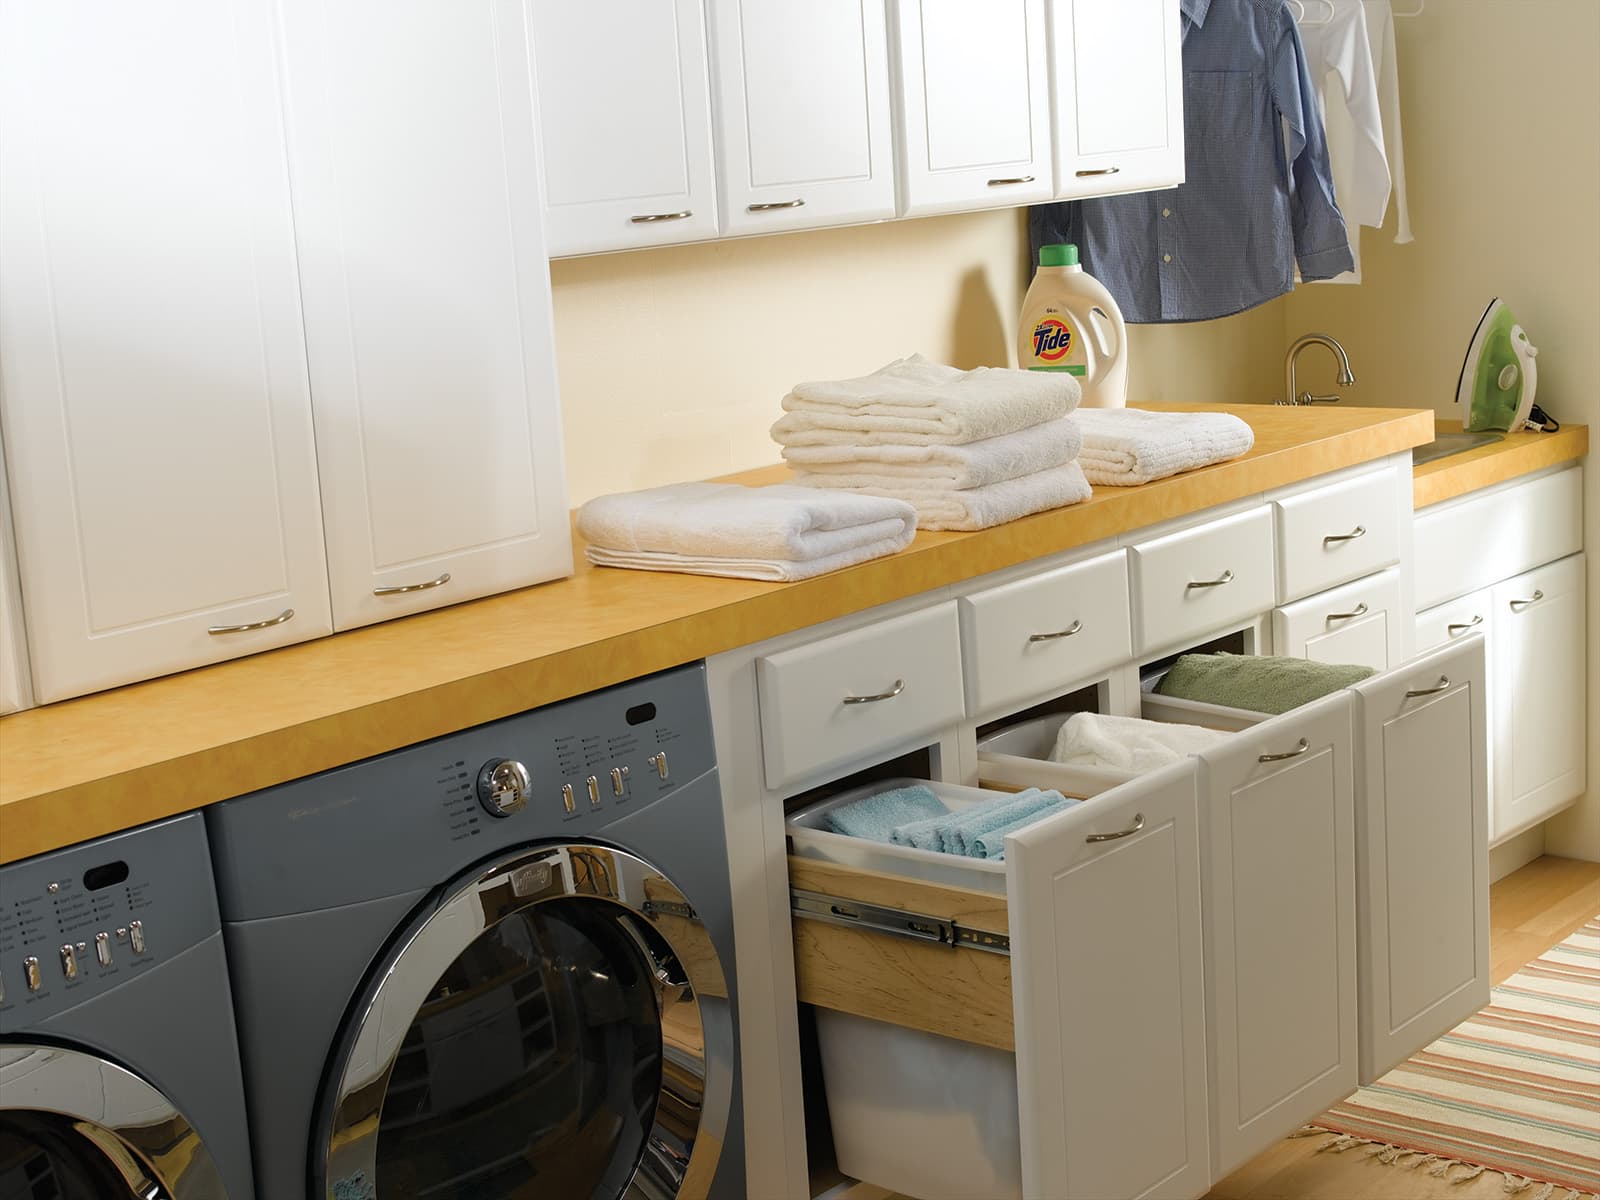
[0,404,1441,863]
[1412,419,1588,508]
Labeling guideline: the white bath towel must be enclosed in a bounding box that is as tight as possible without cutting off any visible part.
[577,482,916,581]
[1075,409,1254,486]
[1050,711,1234,774]
[781,418,1082,490]
[771,354,1080,447]
[795,461,1092,532]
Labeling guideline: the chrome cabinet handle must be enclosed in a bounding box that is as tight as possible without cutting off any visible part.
[1259,737,1310,763]
[208,608,294,635]
[1028,619,1083,643]
[1075,167,1120,177]
[1326,602,1369,623]
[1323,525,1367,545]
[987,175,1035,186]
[748,199,805,212]
[1508,589,1544,611]
[1405,675,1451,698]
[1186,569,1234,590]
[843,679,905,705]
[1447,614,1483,635]
[373,572,451,596]
[1086,812,1144,843]
[630,210,692,224]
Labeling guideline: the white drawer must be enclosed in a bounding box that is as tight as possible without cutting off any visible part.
[958,550,1131,719]
[1272,567,1404,673]
[1414,466,1583,610]
[757,601,965,790]
[1274,466,1401,602]
[1128,506,1275,655]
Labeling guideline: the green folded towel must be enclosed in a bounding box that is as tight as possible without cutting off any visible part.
[1154,653,1375,716]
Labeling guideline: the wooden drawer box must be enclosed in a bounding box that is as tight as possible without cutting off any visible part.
[1274,466,1401,603]
[1128,506,1275,655]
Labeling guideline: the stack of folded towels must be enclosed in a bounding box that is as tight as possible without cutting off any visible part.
[772,355,1091,531]
[825,783,1076,861]
[1075,408,1255,486]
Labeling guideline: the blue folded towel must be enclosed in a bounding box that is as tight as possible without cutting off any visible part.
[825,784,947,842]
[888,788,1074,859]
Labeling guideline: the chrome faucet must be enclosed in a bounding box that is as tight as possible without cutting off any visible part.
[1279,333,1356,405]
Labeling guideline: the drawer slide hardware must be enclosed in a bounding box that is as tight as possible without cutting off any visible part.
[791,889,1010,956]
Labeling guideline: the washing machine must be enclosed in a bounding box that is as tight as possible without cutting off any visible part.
[0,813,256,1198]
[208,661,744,1200]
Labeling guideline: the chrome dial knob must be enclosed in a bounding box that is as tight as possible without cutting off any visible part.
[476,759,531,817]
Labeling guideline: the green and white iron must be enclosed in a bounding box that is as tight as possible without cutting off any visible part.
[1457,298,1539,431]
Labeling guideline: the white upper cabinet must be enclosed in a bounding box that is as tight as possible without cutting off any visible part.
[0,0,333,703]
[889,0,1053,217]
[708,0,897,236]
[532,0,720,256]
[278,0,573,631]
[0,432,32,715]
[1047,0,1185,198]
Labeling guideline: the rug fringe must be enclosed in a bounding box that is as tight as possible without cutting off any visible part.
[1302,1126,1586,1196]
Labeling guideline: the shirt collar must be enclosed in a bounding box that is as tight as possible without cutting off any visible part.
[1181,0,1212,28]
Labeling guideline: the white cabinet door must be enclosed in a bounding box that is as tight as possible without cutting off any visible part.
[1491,553,1586,842]
[279,0,573,632]
[1196,693,1357,1179]
[709,0,897,236]
[0,431,32,715]
[1271,567,1404,673]
[1349,638,1490,1083]
[890,0,1053,217]
[532,0,719,256]
[1008,761,1212,1200]
[1047,0,1185,198]
[0,0,332,704]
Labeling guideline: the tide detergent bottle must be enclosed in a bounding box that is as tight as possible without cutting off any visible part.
[1017,243,1128,408]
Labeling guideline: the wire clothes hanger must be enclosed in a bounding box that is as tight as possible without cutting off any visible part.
[1392,0,1426,15]
[1287,0,1336,27]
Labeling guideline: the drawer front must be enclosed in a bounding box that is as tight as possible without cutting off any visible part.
[958,550,1131,718]
[1272,567,1403,673]
[1129,506,1275,655]
[757,601,964,790]
[1275,467,1401,602]
[1415,587,1495,654]
[1414,465,1583,610]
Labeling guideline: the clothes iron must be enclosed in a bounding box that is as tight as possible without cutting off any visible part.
[1456,298,1543,431]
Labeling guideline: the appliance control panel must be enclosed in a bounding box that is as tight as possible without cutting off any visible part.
[0,813,219,1028]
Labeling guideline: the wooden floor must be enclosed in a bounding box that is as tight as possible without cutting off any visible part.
[835,853,1600,1200]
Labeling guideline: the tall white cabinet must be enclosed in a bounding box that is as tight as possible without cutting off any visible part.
[0,431,32,715]
[0,0,334,703]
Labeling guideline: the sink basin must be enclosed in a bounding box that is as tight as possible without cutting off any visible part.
[1412,431,1503,465]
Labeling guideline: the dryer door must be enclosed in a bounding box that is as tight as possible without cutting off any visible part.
[0,1044,227,1198]
[317,843,732,1199]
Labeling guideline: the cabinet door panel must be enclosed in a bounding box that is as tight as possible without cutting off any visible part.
[0,0,331,702]
[1272,567,1403,672]
[279,0,572,631]
[0,432,31,714]
[1007,762,1211,1200]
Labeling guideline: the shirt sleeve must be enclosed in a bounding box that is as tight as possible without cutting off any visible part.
[1270,5,1356,280]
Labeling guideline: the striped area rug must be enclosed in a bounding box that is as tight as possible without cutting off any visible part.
[1305,916,1600,1199]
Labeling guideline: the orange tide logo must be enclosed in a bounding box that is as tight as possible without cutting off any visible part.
[1031,318,1073,362]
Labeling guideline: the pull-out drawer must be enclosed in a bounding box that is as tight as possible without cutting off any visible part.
[1274,466,1401,602]
[1272,566,1404,672]
[1128,506,1274,656]
[756,601,964,791]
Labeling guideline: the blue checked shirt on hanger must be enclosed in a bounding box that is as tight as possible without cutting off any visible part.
[1030,0,1355,323]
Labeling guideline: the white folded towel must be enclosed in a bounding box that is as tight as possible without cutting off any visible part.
[771,354,1080,447]
[1050,711,1234,774]
[781,418,1082,490]
[1075,409,1255,486]
[795,462,1092,532]
[577,482,916,581]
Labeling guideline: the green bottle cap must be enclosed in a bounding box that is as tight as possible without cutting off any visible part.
[1039,243,1079,267]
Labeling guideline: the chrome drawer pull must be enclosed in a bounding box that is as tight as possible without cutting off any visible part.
[1258,738,1310,763]
[1447,614,1484,635]
[1326,602,1369,624]
[208,608,295,635]
[373,572,451,596]
[748,198,805,212]
[1323,525,1367,546]
[630,210,692,223]
[1508,589,1544,611]
[1086,812,1144,843]
[1405,675,1451,698]
[1075,167,1120,177]
[1028,619,1083,643]
[987,175,1035,186]
[1186,569,1234,590]
[843,679,905,705]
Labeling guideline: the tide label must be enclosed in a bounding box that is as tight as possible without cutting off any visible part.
[1026,314,1087,375]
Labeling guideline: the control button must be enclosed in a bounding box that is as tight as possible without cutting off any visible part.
[128,921,146,956]
[648,752,669,781]
[610,766,629,796]
[586,776,601,808]
[561,783,576,814]
[23,957,41,992]
[477,759,532,817]
[59,944,78,981]
[95,932,112,968]
[115,926,129,942]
